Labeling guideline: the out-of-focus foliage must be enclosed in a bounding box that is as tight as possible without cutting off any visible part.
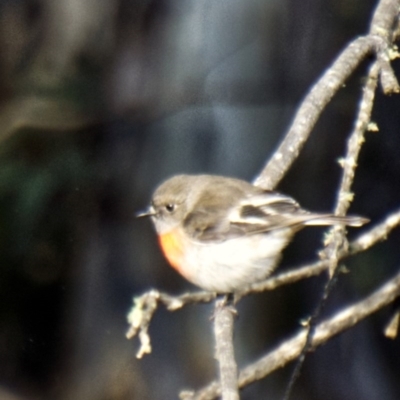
[0,1,399,400]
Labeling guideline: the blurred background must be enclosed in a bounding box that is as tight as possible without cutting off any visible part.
[0,0,399,399]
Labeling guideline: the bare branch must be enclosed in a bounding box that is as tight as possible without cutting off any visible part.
[255,9,400,392]
[253,0,400,190]
[335,64,379,217]
[213,298,239,400]
[370,0,400,94]
[187,269,400,400]
[253,37,371,190]
[351,207,400,252]
[286,60,386,396]
[370,0,400,39]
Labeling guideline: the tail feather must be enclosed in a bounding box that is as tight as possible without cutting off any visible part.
[302,214,369,227]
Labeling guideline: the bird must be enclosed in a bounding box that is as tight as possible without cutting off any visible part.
[138,174,368,293]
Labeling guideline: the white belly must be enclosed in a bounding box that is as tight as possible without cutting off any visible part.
[181,229,292,292]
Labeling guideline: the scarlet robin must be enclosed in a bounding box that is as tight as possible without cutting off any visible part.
[138,174,368,293]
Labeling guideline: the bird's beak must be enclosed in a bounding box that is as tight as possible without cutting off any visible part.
[136,205,156,218]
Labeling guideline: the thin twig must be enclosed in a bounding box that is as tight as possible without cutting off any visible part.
[185,269,400,400]
[350,207,400,252]
[335,63,379,218]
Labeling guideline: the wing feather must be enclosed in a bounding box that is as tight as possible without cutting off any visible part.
[183,190,367,243]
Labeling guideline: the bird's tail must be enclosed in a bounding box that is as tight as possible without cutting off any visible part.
[302,214,369,227]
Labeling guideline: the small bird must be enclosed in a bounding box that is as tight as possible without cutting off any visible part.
[138,174,368,293]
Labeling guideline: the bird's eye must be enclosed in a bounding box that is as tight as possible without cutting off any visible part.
[165,203,175,213]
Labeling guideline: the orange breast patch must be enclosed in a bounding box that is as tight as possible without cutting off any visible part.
[158,229,186,274]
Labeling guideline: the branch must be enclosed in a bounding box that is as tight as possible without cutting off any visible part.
[334,64,379,218]
[186,269,400,400]
[282,57,381,400]
[253,0,400,190]
[181,298,240,400]
[213,298,239,400]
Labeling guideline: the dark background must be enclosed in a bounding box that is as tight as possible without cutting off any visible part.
[0,1,399,399]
